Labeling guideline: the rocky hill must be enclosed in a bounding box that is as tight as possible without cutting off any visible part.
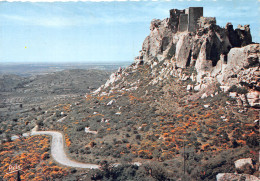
[81,7,259,180]
[97,7,259,108]
[0,7,259,181]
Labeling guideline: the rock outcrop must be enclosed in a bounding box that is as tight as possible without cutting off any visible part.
[214,44,259,88]
[94,7,259,109]
[137,8,253,67]
[133,7,259,107]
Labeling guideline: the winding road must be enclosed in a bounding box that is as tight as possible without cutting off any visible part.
[31,130,99,169]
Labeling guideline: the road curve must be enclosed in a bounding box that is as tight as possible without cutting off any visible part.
[31,131,99,169]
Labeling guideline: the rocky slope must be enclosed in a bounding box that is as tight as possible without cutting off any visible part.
[86,7,259,180]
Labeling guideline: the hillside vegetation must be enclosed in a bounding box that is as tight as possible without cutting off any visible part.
[0,7,259,181]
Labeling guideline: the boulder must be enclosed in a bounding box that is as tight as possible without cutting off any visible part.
[220,86,230,92]
[234,158,253,170]
[247,91,260,107]
[216,173,259,181]
[190,73,196,81]
[227,44,258,69]
[107,99,115,106]
[201,92,207,99]
[217,44,259,87]
[187,85,193,91]
[229,92,237,98]
[194,84,201,91]
[117,67,122,73]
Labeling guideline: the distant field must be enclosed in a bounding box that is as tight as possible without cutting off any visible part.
[0,62,132,76]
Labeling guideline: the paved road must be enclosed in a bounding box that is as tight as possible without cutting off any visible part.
[31,130,99,169]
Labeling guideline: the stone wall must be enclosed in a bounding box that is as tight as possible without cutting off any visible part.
[169,9,185,32]
[179,14,188,32]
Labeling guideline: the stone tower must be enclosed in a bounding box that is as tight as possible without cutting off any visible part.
[187,7,203,32]
[169,7,203,33]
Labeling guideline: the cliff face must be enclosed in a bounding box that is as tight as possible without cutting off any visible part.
[137,10,255,84]
[95,8,259,107]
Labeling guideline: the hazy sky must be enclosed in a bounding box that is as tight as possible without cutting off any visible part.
[0,0,259,63]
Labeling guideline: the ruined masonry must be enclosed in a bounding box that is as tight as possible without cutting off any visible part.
[170,7,204,33]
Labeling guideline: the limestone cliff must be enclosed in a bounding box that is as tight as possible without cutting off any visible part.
[94,7,259,107]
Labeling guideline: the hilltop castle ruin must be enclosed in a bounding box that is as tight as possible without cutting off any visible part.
[170,7,208,33]
[135,6,253,68]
